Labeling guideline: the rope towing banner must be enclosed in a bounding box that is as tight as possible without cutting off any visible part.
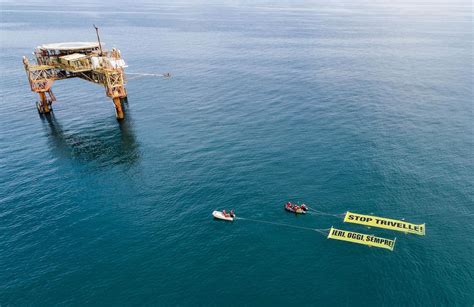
[327,227,396,251]
[343,212,425,236]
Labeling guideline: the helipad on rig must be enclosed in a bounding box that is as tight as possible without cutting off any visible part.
[22,38,129,119]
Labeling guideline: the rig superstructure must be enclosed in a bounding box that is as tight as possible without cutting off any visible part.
[23,38,128,119]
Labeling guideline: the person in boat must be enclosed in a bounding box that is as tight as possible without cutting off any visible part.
[301,204,308,211]
[222,209,229,217]
[230,210,235,217]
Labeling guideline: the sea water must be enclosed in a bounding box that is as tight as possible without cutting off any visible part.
[0,0,472,305]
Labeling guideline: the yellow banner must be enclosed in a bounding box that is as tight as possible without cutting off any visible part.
[327,227,396,251]
[344,212,425,236]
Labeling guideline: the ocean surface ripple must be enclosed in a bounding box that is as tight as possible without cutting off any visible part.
[0,0,472,305]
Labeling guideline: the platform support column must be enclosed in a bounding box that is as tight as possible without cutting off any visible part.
[37,92,51,113]
[113,97,124,120]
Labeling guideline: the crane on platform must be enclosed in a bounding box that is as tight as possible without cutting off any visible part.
[22,26,129,119]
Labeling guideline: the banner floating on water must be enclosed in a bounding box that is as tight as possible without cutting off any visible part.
[327,227,396,251]
[344,211,425,236]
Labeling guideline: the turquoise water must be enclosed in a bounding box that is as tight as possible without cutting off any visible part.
[1,0,473,305]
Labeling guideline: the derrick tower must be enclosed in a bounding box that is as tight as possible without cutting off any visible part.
[22,39,128,119]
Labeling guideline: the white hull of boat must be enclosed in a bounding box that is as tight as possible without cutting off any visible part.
[213,210,234,221]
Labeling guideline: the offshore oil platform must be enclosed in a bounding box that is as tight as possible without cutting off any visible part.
[22,27,129,119]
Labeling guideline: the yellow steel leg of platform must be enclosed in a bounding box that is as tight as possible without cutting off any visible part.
[38,92,50,113]
[113,97,124,120]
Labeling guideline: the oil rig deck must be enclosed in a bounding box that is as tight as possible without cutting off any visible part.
[23,40,128,119]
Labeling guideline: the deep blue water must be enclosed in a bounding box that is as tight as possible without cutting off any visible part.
[0,0,473,305]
